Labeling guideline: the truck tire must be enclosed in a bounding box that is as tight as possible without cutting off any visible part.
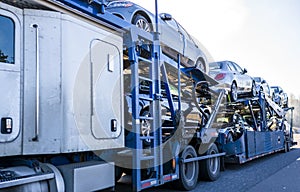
[284,141,290,153]
[174,145,199,191]
[199,143,220,181]
[115,166,123,182]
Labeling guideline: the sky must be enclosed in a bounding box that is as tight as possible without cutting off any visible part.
[131,0,300,97]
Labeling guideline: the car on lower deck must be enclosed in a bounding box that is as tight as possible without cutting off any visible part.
[253,76,271,96]
[216,113,254,144]
[270,86,288,108]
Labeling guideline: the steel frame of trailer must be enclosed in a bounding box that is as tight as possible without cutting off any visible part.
[217,91,296,164]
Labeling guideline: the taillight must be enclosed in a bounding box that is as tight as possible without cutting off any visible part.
[215,73,226,80]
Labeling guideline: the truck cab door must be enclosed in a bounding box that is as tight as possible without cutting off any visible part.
[0,7,22,155]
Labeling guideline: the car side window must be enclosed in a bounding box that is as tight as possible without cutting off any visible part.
[233,62,244,74]
[0,15,15,64]
[226,62,236,72]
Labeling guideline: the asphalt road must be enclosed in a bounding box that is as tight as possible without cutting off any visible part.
[115,134,300,192]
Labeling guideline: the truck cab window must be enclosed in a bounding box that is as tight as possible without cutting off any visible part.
[0,15,15,64]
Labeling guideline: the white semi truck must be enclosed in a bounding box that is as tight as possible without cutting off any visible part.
[0,0,224,191]
[0,1,295,192]
[0,0,124,191]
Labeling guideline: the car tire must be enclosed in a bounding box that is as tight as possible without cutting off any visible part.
[196,59,206,73]
[226,132,234,143]
[132,14,152,32]
[251,81,257,97]
[285,98,288,108]
[272,93,276,102]
[140,110,151,147]
[230,82,238,102]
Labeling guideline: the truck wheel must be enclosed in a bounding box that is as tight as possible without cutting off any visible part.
[284,141,290,153]
[174,145,199,191]
[199,143,220,181]
[115,166,123,182]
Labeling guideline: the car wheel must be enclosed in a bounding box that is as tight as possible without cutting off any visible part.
[140,110,151,147]
[272,93,276,103]
[132,14,152,32]
[278,97,282,106]
[196,59,206,73]
[251,81,257,97]
[285,98,288,108]
[226,132,234,143]
[230,82,238,102]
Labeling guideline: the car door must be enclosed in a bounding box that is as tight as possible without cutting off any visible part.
[159,14,184,56]
[226,61,240,88]
[177,23,198,65]
[227,61,244,92]
[232,62,252,91]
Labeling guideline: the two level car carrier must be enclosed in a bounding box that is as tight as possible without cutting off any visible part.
[0,0,295,192]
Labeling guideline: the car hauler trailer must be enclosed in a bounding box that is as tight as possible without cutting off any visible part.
[0,0,228,191]
[215,91,296,164]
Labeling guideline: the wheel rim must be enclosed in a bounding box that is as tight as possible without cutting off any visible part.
[231,83,238,101]
[209,150,218,175]
[196,60,206,73]
[141,112,151,143]
[183,154,196,182]
[135,19,151,32]
[227,132,234,143]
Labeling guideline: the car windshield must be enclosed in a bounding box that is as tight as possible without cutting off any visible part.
[271,87,279,92]
[253,77,261,82]
[209,62,222,71]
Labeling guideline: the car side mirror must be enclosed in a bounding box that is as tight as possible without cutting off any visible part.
[160,13,173,21]
[243,68,248,74]
[261,80,266,84]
